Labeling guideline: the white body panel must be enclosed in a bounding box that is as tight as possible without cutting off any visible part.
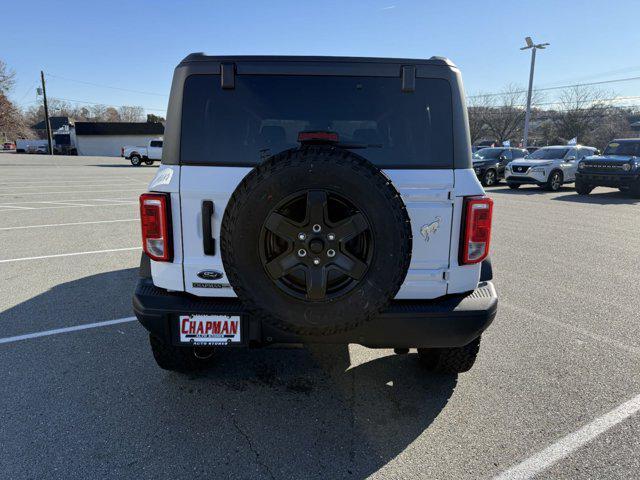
[147,166,184,291]
[147,165,486,300]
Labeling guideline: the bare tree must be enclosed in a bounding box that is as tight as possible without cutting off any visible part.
[551,86,610,144]
[476,85,532,145]
[118,105,144,122]
[588,106,632,149]
[466,96,489,145]
[0,60,32,141]
[0,60,16,94]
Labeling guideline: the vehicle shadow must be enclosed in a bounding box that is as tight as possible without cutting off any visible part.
[89,164,158,168]
[144,345,457,479]
[551,190,640,205]
[0,267,141,335]
[485,184,574,195]
[1,267,457,479]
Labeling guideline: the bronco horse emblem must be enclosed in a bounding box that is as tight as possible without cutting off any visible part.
[420,217,441,242]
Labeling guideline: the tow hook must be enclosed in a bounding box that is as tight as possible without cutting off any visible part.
[394,348,410,355]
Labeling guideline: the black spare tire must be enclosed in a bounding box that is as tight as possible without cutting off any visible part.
[220,146,412,336]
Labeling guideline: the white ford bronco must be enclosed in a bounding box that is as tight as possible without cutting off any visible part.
[133,54,498,374]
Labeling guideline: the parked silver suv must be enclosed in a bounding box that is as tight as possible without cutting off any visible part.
[505,145,598,191]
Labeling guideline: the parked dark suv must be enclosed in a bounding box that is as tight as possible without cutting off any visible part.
[472,147,528,186]
[576,139,640,196]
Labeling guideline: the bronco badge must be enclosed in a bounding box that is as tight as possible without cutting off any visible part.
[420,217,441,242]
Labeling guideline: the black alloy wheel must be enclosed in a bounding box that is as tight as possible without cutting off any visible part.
[482,169,497,187]
[259,189,373,301]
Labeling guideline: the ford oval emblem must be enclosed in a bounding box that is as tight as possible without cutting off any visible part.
[197,270,224,280]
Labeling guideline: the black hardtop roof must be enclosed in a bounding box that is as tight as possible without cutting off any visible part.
[179,53,456,68]
[75,122,164,136]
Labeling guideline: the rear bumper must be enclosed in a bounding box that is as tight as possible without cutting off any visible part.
[132,278,498,349]
[576,172,639,188]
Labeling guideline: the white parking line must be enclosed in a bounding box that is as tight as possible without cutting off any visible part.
[92,198,140,204]
[0,205,34,210]
[0,182,146,190]
[493,393,640,480]
[0,247,141,263]
[0,202,137,213]
[0,219,138,231]
[38,201,95,207]
[0,317,137,345]
[0,188,144,197]
[0,196,137,205]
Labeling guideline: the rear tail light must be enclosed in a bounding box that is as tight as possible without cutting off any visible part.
[460,196,493,265]
[140,192,172,262]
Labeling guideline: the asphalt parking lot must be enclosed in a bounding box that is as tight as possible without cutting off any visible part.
[1,152,638,480]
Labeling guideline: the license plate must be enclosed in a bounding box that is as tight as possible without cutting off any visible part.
[178,315,241,345]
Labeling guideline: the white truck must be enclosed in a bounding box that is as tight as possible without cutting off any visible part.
[15,139,49,154]
[121,139,163,166]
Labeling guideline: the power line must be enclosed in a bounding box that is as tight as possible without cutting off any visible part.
[467,75,640,99]
[535,65,640,89]
[16,81,38,104]
[46,73,168,97]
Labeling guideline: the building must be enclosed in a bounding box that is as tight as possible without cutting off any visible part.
[74,122,164,157]
[31,116,71,139]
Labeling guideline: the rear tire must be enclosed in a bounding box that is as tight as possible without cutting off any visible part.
[545,170,563,191]
[481,169,498,187]
[575,181,593,195]
[144,160,154,166]
[130,155,142,167]
[417,337,481,374]
[507,183,521,190]
[149,334,216,372]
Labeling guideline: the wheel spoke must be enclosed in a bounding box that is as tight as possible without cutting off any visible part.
[331,251,368,280]
[264,212,300,241]
[305,266,327,300]
[332,212,369,242]
[305,190,328,225]
[264,251,300,279]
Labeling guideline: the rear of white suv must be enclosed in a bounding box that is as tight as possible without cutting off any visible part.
[133,55,498,375]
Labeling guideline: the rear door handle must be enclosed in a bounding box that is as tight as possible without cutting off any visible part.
[202,200,215,255]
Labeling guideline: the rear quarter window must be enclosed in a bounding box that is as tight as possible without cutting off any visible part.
[180,74,453,169]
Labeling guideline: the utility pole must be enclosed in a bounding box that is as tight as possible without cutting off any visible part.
[40,70,53,155]
[520,37,549,148]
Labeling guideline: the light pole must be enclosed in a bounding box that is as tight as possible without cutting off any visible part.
[520,37,549,148]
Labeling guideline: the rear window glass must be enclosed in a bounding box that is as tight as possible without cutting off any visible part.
[180,74,453,168]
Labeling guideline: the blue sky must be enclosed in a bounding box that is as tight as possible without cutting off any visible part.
[4,0,640,116]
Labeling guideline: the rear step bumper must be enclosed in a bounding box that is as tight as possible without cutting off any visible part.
[133,279,498,348]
